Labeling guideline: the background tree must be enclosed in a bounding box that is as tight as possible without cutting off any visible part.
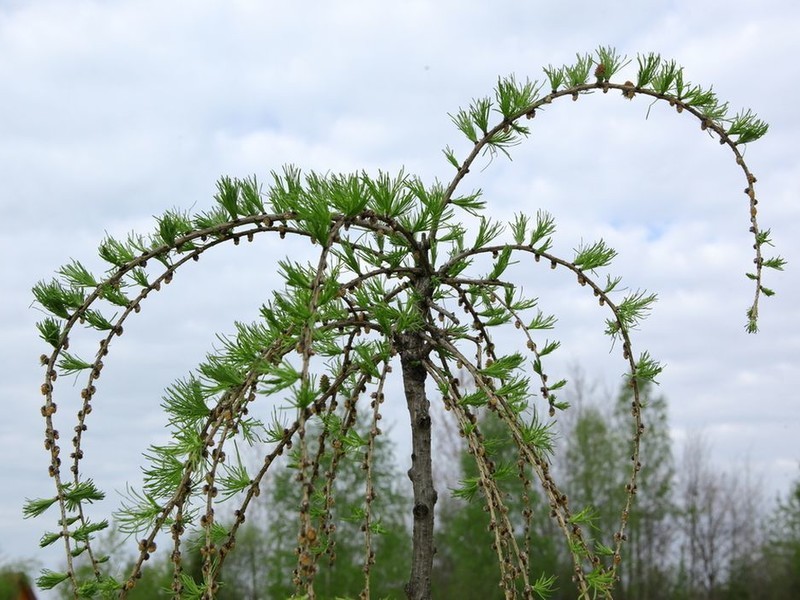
[433,408,565,598]
[553,375,676,600]
[612,382,676,600]
[561,402,625,543]
[760,469,800,599]
[28,48,781,599]
[673,433,765,600]
[720,463,765,600]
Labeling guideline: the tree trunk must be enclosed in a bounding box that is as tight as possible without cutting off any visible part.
[401,335,437,600]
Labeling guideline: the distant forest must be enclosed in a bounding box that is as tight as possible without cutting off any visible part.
[7,378,798,599]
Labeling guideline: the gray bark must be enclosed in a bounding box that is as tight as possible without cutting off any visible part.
[401,335,437,600]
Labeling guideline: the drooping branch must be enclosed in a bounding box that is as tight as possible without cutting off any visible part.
[439,54,781,333]
[29,47,782,600]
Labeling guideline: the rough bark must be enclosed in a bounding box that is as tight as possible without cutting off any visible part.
[401,335,437,600]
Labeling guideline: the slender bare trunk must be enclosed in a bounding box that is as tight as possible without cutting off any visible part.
[401,334,437,600]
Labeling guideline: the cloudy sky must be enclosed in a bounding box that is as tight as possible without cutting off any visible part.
[1,0,798,581]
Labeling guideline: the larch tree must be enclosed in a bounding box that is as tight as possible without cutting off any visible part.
[28,47,782,599]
